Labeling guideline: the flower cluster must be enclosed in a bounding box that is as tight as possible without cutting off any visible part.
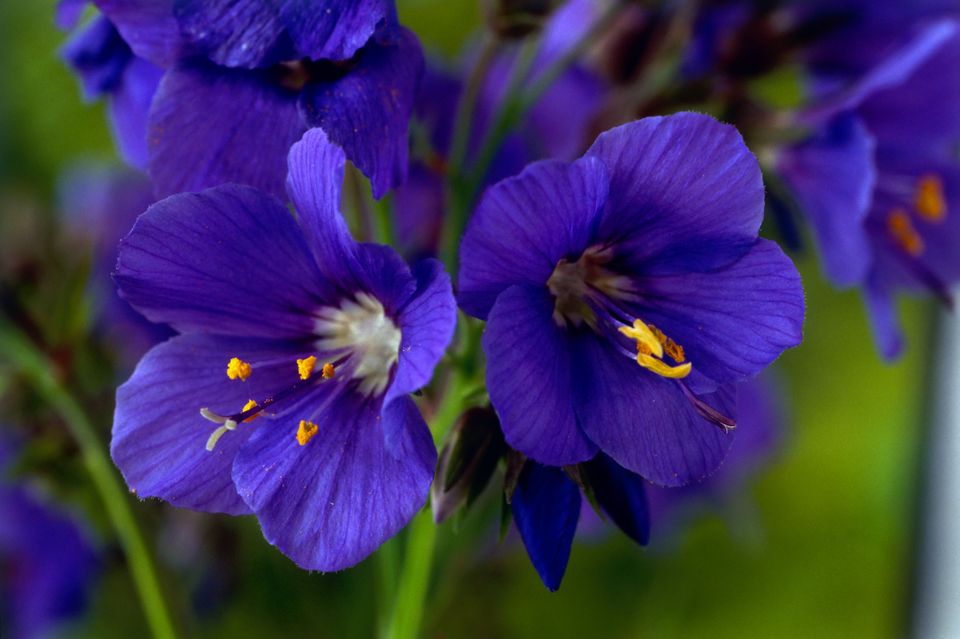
[53,0,957,594]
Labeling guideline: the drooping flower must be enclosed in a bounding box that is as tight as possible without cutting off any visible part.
[78,0,422,199]
[59,6,163,168]
[459,112,804,490]
[0,438,98,639]
[777,19,960,357]
[111,128,456,570]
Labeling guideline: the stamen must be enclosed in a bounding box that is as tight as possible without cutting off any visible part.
[297,356,317,380]
[618,319,692,379]
[887,209,924,257]
[915,174,946,223]
[321,363,336,379]
[296,420,319,446]
[226,357,252,381]
[678,382,736,432]
[241,400,259,422]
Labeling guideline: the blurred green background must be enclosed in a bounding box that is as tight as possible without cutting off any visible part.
[0,0,935,637]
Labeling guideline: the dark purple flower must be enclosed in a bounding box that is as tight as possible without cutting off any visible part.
[85,1,422,199]
[0,441,98,639]
[60,8,163,168]
[111,129,456,570]
[459,112,804,489]
[778,19,960,357]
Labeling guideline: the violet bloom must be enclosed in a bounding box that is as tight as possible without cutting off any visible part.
[111,129,456,570]
[59,4,162,168]
[0,441,97,639]
[459,112,804,492]
[88,0,422,199]
[777,19,960,357]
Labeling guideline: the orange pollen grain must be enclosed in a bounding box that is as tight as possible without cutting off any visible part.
[888,209,925,257]
[296,420,319,446]
[321,363,336,379]
[649,324,686,363]
[915,174,947,223]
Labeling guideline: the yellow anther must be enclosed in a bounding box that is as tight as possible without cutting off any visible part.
[888,208,925,256]
[618,320,663,359]
[636,353,693,379]
[321,363,336,379]
[226,357,252,381]
[241,399,259,423]
[649,324,686,363]
[619,318,691,379]
[296,420,319,446]
[915,174,946,223]
[297,355,317,380]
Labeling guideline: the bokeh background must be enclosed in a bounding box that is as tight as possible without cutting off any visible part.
[0,0,939,636]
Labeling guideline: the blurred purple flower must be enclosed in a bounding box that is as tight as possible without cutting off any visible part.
[111,129,456,571]
[60,9,163,168]
[78,0,423,199]
[778,19,960,358]
[0,440,98,639]
[459,112,804,488]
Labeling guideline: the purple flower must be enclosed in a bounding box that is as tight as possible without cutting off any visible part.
[111,129,456,570]
[459,112,804,490]
[85,0,422,199]
[778,19,960,357]
[0,441,98,639]
[60,7,163,168]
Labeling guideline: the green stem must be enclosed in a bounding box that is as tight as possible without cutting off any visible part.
[384,509,437,639]
[440,36,501,271]
[0,323,177,639]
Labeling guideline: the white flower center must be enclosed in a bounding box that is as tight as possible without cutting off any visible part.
[313,292,401,397]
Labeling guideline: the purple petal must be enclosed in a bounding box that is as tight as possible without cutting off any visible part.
[630,239,805,389]
[232,394,435,571]
[386,259,457,402]
[511,462,581,591]
[458,156,610,319]
[110,56,163,169]
[173,0,287,69]
[584,453,650,545]
[586,113,764,274]
[862,273,904,360]
[94,0,185,67]
[483,285,597,465]
[61,16,132,100]
[148,61,307,198]
[804,20,959,124]
[285,128,354,267]
[778,113,876,287]
[112,334,306,515]
[279,0,392,62]
[115,184,328,338]
[299,25,423,198]
[571,333,735,487]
